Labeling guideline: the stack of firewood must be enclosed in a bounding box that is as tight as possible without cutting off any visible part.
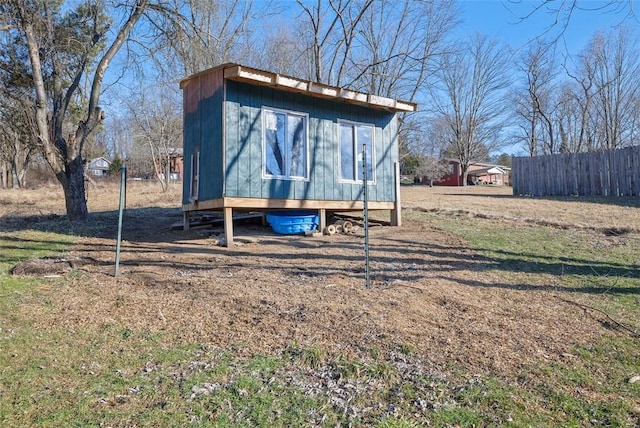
[324,220,361,235]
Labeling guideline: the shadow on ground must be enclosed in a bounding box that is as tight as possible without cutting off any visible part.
[2,206,638,297]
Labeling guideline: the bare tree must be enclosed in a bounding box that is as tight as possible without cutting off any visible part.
[125,85,182,191]
[507,0,640,155]
[100,112,135,163]
[347,1,459,100]
[152,0,259,78]
[512,41,558,156]
[2,0,153,219]
[561,47,598,152]
[294,0,374,84]
[431,34,511,185]
[552,27,640,153]
[350,1,458,166]
[0,97,36,188]
[248,21,305,76]
[506,0,637,43]
[553,81,588,153]
[588,27,640,149]
[416,156,451,186]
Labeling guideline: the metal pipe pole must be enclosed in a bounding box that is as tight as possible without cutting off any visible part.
[114,164,127,277]
[362,144,371,288]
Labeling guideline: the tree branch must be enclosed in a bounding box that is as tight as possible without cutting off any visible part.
[558,296,640,338]
[80,0,149,144]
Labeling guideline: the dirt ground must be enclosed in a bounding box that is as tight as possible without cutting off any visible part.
[3,181,639,380]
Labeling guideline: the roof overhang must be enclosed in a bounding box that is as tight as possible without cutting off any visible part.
[471,166,507,175]
[181,63,417,113]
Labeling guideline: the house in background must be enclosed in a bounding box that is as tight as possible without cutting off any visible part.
[86,157,111,177]
[168,148,184,180]
[469,164,510,185]
[434,159,510,186]
[157,148,184,181]
[180,63,416,245]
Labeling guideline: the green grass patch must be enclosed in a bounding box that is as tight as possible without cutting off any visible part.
[0,230,74,269]
[407,210,640,317]
[401,210,640,426]
[417,213,637,281]
[1,317,638,426]
[0,323,332,426]
[0,229,77,333]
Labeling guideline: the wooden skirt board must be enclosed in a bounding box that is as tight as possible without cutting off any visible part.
[182,197,401,246]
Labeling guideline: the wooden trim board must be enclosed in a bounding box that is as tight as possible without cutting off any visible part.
[183,197,395,212]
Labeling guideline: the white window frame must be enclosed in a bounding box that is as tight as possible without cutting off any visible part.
[338,120,376,184]
[262,107,310,181]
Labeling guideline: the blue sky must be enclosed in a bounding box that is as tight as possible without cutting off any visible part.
[457,1,639,155]
[459,0,636,54]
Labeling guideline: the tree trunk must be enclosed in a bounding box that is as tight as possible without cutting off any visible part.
[60,156,89,220]
[0,161,7,188]
[461,164,469,186]
[11,161,21,188]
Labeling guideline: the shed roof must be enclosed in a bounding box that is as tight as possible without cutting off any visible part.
[180,63,417,113]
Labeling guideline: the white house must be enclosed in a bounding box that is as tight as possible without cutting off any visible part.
[87,157,112,177]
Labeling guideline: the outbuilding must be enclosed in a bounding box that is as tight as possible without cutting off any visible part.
[180,63,416,245]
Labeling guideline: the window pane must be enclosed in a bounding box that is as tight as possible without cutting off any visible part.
[357,126,373,180]
[265,111,285,176]
[288,115,305,177]
[340,124,355,181]
[264,109,308,179]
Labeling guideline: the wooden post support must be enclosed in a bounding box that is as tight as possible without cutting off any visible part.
[183,211,190,231]
[223,207,234,247]
[391,161,402,226]
[318,208,326,232]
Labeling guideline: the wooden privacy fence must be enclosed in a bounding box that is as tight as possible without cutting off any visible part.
[512,145,640,197]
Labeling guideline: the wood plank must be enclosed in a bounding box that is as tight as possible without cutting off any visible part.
[173,212,264,231]
[309,116,323,200]
[183,211,190,231]
[223,207,234,246]
[620,148,629,196]
[182,197,395,212]
[631,146,640,196]
[224,197,394,210]
[222,64,417,113]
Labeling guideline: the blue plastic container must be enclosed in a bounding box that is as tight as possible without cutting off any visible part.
[266,211,319,235]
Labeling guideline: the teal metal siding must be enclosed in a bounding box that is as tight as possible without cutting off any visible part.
[182,70,225,204]
[181,101,199,204]
[223,81,397,202]
[200,84,224,201]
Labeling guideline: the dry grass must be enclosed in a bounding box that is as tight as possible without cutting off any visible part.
[402,184,640,233]
[1,181,639,425]
[2,182,637,370]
